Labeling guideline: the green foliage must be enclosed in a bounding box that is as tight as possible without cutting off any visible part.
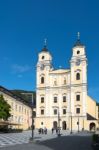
[0,94,11,120]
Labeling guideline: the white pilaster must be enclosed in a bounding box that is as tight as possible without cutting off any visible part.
[82,86,87,116]
[82,62,87,83]
[67,89,71,114]
[59,89,62,116]
[71,88,75,115]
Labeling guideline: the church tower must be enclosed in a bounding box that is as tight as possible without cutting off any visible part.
[36,39,52,88]
[36,40,53,126]
[70,32,87,130]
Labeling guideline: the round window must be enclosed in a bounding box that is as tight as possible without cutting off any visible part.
[42,56,45,59]
[77,51,80,54]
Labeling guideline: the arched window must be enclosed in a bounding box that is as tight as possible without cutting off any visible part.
[54,109,57,115]
[41,97,44,103]
[41,77,44,84]
[64,78,66,84]
[63,96,66,102]
[54,97,57,103]
[54,80,57,85]
[53,94,58,103]
[63,109,66,114]
[76,108,80,114]
[76,95,80,101]
[41,109,44,115]
[54,78,57,86]
[76,73,80,80]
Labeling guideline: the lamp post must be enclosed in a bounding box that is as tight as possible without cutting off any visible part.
[77,116,79,133]
[83,118,84,131]
[58,109,61,136]
[57,107,61,137]
[70,112,72,134]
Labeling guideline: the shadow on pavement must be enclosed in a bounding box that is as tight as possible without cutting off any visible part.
[39,135,93,150]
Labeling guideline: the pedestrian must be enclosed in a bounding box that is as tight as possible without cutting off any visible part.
[44,127,47,134]
[52,128,54,134]
[56,128,58,134]
[38,128,41,134]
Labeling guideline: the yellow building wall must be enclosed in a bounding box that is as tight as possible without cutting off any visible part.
[86,96,97,119]
[0,92,32,130]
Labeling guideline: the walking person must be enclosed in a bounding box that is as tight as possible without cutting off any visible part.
[52,127,54,134]
[44,127,47,134]
[56,128,58,134]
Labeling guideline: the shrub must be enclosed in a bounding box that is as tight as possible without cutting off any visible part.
[0,126,23,133]
[92,134,99,143]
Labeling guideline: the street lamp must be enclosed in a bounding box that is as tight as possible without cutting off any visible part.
[70,112,72,134]
[83,118,84,131]
[56,107,61,137]
[77,116,79,133]
[58,109,61,137]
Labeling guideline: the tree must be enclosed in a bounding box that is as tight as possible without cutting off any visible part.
[0,95,11,121]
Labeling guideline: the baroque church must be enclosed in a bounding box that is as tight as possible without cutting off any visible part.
[35,33,99,131]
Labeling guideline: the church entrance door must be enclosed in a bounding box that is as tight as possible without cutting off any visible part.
[62,121,67,130]
[89,122,96,131]
[53,121,57,129]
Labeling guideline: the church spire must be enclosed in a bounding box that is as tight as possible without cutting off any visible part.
[77,32,80,40]
[42,38,48,52]
[74,32,84,47]
[44,38,47,47]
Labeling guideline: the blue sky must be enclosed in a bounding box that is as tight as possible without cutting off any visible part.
[0,0,99,101]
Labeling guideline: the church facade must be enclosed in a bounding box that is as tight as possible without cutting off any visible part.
[35,35,99,131]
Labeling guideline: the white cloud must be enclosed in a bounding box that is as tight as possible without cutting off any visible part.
[11,64,32,74]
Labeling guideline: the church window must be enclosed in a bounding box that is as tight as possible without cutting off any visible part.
[41,97,44,103]
[77,50,80,54]
[41,77,44,84]
[54,97,57,103]
[76,95,80,101]
[63,109,66,114]
[54,81,57,85]
[42,56,45,59]
[76,73,80,80]
[76,108,80,114]
[54,109,57,115]
[64,78,66,84]
[41,109,44,115]
[63,96,66,102]
[41,122,43,125]
[54,79,57,85]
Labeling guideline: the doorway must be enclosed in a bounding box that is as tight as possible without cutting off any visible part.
[62,121,67,130]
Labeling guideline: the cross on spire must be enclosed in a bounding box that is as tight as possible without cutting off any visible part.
[42,38,48,52]
[74,32,84,47]
[77,32,80,40]
[44,38,47,47]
